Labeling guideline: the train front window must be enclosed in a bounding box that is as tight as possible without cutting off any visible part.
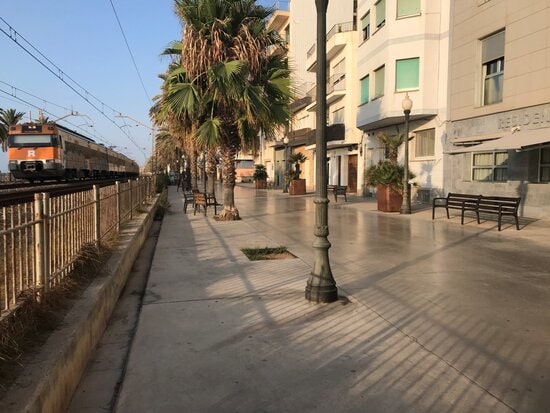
[8,135,57,147]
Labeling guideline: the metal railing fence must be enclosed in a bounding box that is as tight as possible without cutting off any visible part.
[0,176,156,316]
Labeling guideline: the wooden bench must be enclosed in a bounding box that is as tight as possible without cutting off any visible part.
[182,190,195,214]
[432,193,481,224]
[327,185,348,202]
[205,192,222,215]
[193,192,207,216]
[477,195,521,231]
[432,192,521,230]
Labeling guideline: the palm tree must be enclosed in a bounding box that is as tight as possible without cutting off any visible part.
[158,0,292,220]
[0,108,25,151]
[378,132,404,164]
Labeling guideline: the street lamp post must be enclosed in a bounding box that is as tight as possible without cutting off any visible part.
[305,0,338,303]
[283,136,289,193]
[400,93,413,214]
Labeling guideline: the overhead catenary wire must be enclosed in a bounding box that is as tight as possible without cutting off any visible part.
[108,0,152,105]
[0,86,114,146]
[0,16,147,158]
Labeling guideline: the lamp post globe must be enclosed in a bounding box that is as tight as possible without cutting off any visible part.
[400,93,413,214]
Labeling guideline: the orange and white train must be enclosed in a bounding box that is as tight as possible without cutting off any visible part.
[8,123,139,182]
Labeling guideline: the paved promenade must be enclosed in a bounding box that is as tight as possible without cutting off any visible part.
[88,186,550,412]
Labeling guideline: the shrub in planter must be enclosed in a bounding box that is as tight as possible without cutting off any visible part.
[365,161,410,212]
[285,153,307,195]
[253,164,268,189]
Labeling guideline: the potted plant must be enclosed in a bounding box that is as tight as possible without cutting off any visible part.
[286,153,307,195]
[365,160,405,212]
[253,164,268,189]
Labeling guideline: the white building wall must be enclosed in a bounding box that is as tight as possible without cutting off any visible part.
[356,0,451,199]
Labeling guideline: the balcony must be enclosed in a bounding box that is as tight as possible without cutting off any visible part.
[305,74,347,112]
[307,21,355,71]
[305,123,346,146]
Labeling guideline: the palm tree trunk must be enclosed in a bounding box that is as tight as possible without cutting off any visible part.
[217,144,240,221]
[191,149,199,190]
[206,149,217,194]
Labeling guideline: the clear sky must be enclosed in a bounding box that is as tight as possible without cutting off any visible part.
[0,0,283,172]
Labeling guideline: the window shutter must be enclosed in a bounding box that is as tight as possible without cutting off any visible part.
[362,12,370,29]
[361,76,369,104]
[398,0,420,17]
[482,31,505,63]
[375,0,386,27]
[396,58,419,91]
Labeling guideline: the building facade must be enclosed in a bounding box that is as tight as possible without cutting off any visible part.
[446,0,550,218]
[356,0,450,201]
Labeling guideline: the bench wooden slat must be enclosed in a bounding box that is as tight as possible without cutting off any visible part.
[193,192,207,216]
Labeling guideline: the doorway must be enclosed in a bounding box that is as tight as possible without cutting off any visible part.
[348,154,357,193]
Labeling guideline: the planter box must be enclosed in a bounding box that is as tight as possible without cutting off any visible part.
[255,179,267,189]
[289,179,306,195]
[377,184,403,212]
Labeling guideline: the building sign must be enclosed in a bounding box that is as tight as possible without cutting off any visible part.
[498,105,550,130]
[452,103,550,139]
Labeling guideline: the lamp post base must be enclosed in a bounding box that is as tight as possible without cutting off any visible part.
[305,282,338,303]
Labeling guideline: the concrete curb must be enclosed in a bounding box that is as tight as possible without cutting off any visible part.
[0,196,159,413]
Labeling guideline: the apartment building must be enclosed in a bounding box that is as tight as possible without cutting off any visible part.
[356,0,450,200]
[446,0,550,218]
[282,0,358,193]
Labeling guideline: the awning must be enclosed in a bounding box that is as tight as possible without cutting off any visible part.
[306,142,358,151]
[447,127,550,154]
[449,131,503,145]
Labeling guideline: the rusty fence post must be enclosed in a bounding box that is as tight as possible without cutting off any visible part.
[33,193,46,300]
[116,181,121,233]
[93,185,100,248]
[129,180,133,220]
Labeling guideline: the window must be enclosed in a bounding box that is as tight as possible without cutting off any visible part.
[332,107,345,124]
[472,151,508,182]
[540,147,550,182]
[375,0,386,29]
[374,65,385,98]
[360,75,370,104]
[481,30,505,105]
[415,129,435,158]
[395,58,419,91]
[333,59,346,85]
[361,12,371,41]
[285,25,290,44]
[397,0,420,18]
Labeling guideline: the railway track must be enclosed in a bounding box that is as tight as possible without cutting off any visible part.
[0,179,125,207]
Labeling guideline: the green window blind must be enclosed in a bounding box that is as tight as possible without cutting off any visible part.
[375,0,386,28]
[395,58,419,91]
[361,76,369,104]
[374,66,385,98]
[397,0,420,18]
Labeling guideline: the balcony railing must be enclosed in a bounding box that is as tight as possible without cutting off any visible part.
[305,74,346,103]
[327,74,346,95]
[307,21,355,59]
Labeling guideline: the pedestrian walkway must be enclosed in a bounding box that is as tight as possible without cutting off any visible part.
[114,186,549,412]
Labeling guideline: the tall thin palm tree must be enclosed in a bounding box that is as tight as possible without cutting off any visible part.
[161,0,292,220]
[0,108,25,151]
